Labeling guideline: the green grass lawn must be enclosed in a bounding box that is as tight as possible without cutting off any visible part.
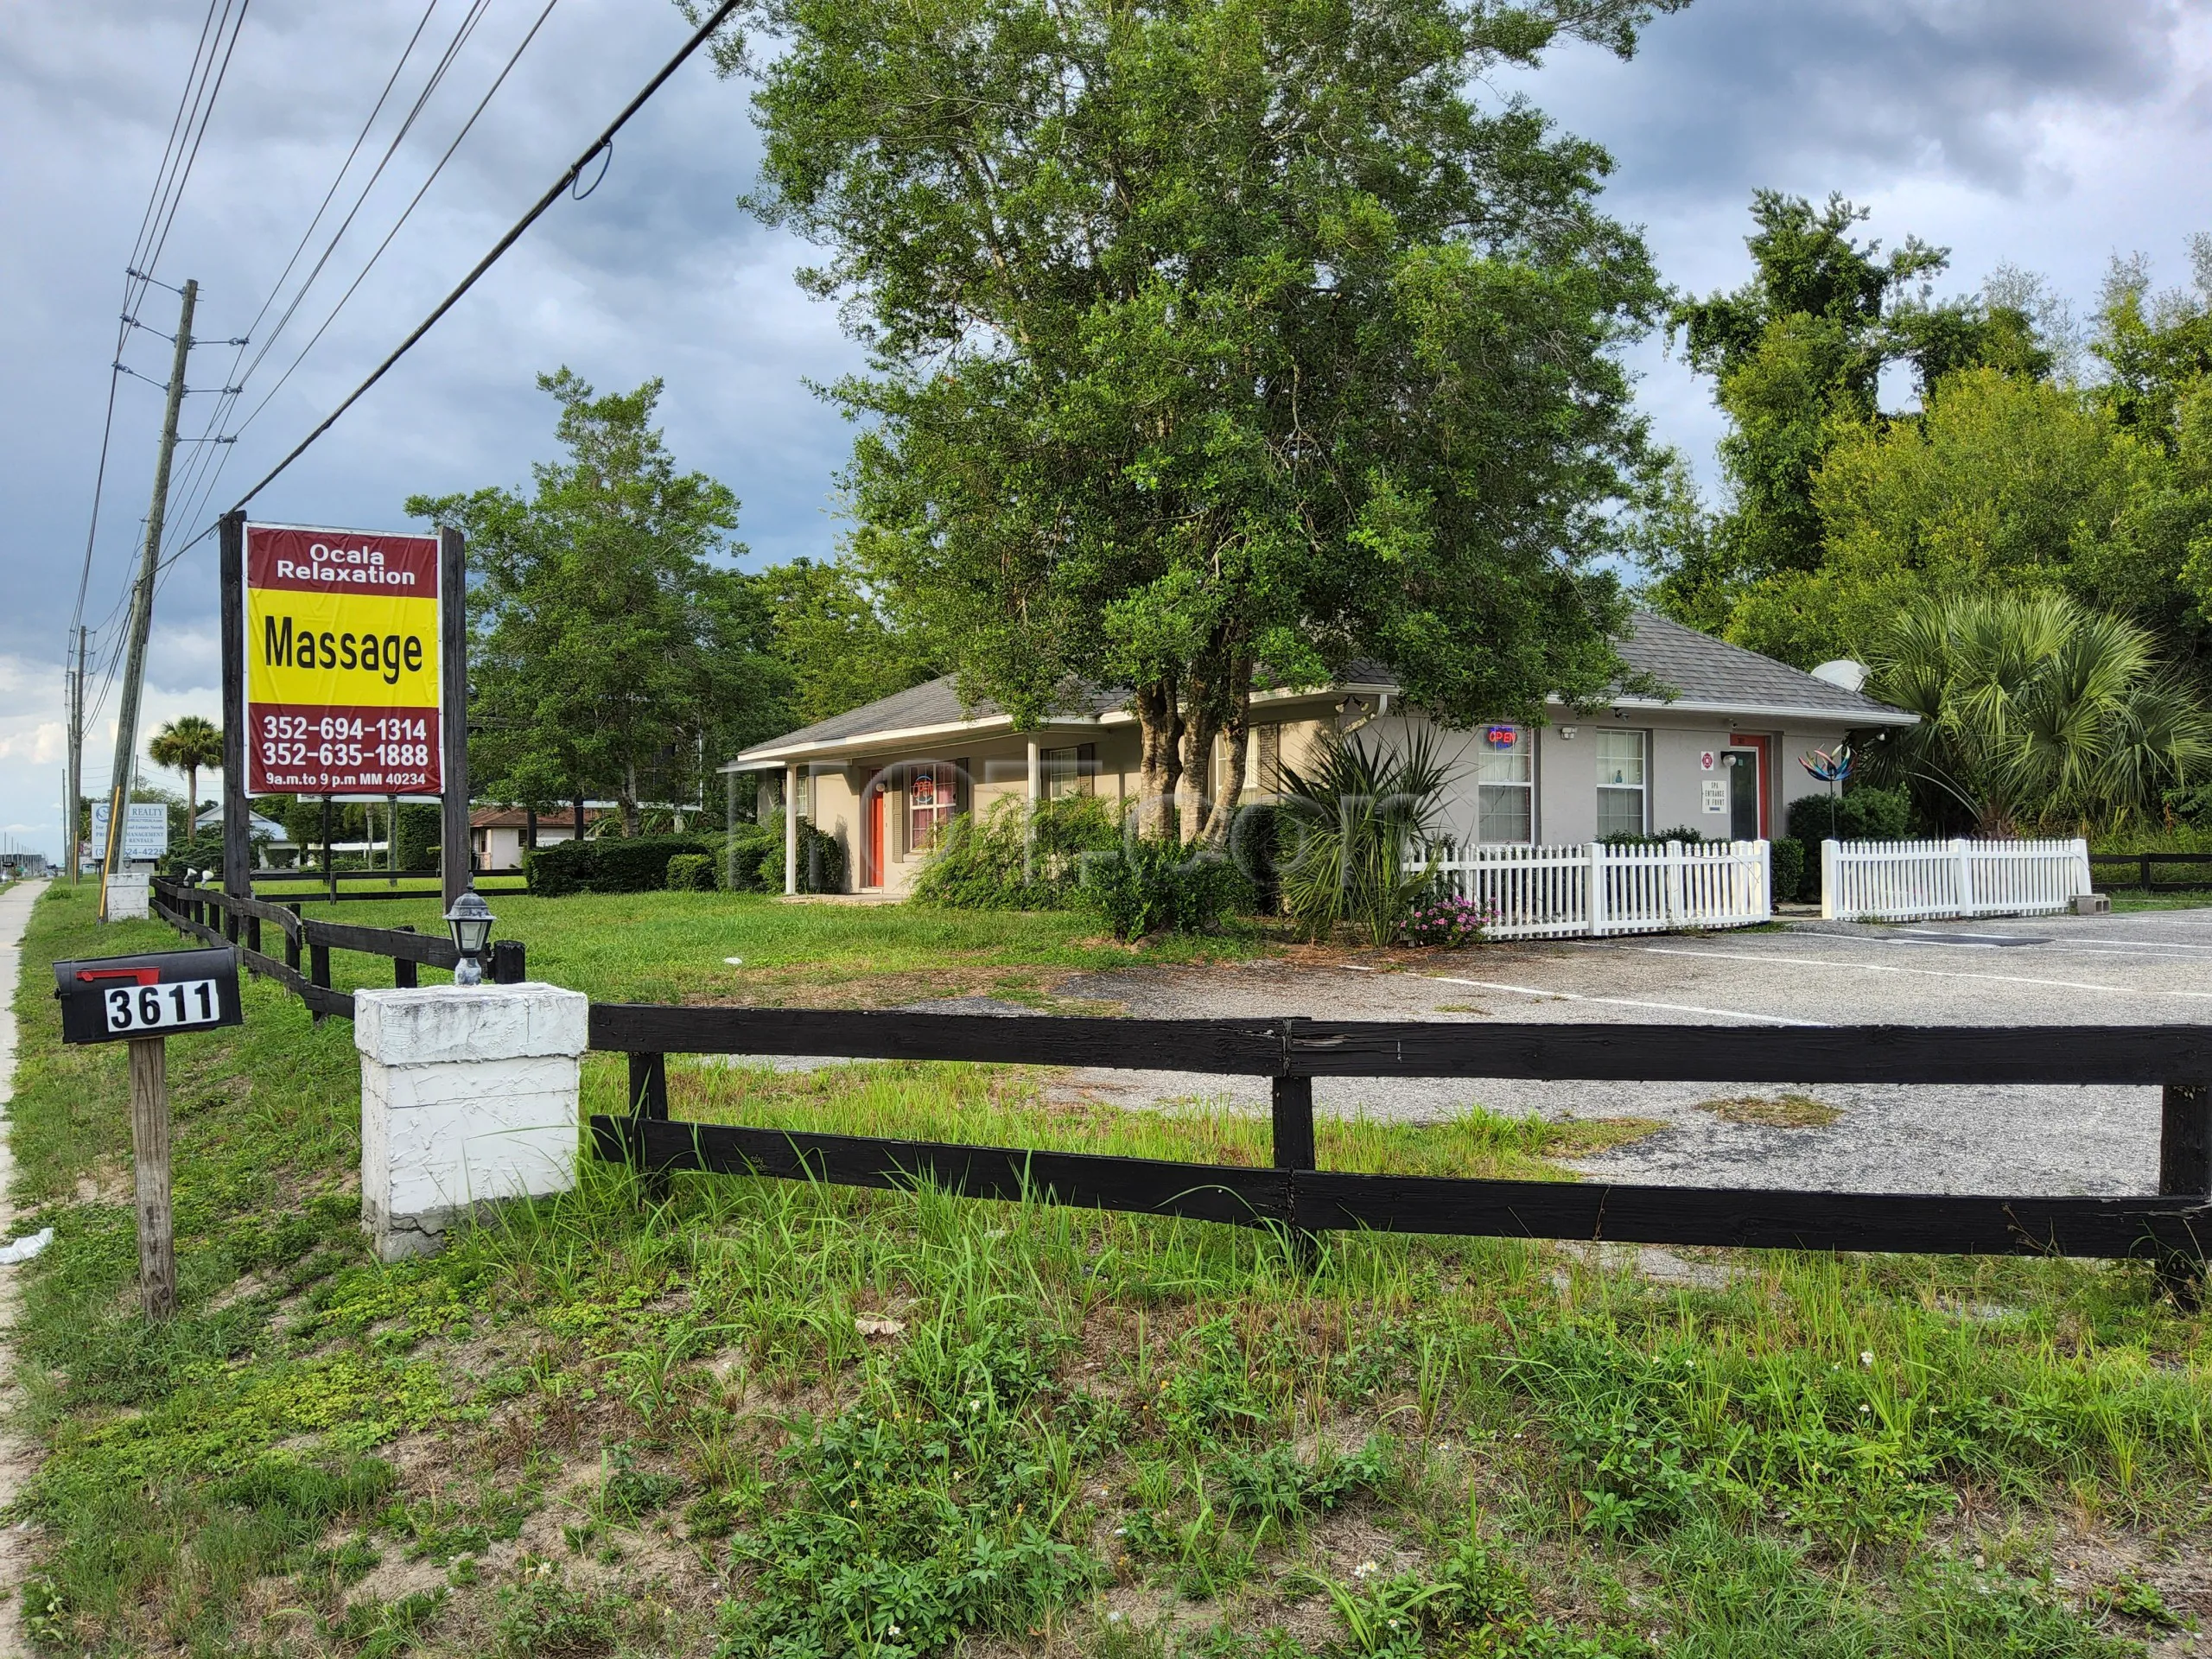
[9,881,2212,1657]
[270,886,1268,1007]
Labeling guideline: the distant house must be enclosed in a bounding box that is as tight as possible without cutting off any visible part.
[722,613,1915,897]
[194,806,289,841]
[469,805,620,873]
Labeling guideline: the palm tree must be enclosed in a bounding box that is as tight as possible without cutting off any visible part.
[1864,591,2212,834]
[1275,729,1452,944]
[148,715,224,835]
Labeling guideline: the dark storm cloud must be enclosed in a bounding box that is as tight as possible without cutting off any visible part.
[1512,0,2188,200]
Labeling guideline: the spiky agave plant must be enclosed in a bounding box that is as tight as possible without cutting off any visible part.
[1274,729,1452,944]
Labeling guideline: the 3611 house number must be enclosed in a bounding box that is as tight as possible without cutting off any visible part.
[104,977,221,1033]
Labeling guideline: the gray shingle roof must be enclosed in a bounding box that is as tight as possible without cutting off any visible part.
[734,613,1906,762]
[733,676,1125,759]
[1610,613,1908,720]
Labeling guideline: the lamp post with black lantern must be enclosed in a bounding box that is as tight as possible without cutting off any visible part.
[445,890,494,986]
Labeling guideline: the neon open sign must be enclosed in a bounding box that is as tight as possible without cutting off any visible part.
[1484,727,1517,747]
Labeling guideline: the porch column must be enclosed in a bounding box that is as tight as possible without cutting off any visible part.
[785,764,800,896]
[1025,738,1041,881]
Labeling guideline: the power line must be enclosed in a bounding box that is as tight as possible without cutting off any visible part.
[149,0,452,568]
[229,0,564,447]
[70,0,244,646]
[152,0,496,564]
[219,0,743,518]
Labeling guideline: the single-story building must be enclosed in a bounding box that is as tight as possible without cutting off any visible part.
[722,613,1916,898]
[469,805,621,873]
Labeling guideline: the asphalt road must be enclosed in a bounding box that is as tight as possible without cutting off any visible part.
[1027,908,2212,1196]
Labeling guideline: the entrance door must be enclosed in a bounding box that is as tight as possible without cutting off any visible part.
[1723,734,1771,841]
[863,772,886,888]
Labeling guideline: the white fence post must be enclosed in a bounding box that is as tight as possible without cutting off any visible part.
[1587,842,1606,937]
[1757,839,1772,922]
[2071,836,2092,899]
[1821,839,1838,920]
[1953,837,1974,918]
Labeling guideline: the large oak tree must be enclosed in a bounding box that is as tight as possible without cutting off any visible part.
[728,0,1681,839]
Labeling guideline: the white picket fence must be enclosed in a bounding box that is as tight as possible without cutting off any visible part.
[1820,836,2091,923]
[1425,840,1772,940]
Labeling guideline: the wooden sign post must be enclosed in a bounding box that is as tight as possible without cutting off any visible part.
[52,946,244,1319]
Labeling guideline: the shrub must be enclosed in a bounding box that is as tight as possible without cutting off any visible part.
[526,835,710,896]
[1599,826,1705,848]
[1770,836,1806,906]
[790,817,847,893]
[720,823,781,891]
[1402,893,1493,948]
[911,797,1121,910]
[1786,783,1912,844]
[664,853,715,892]
[1078,842,1251,940]
[1226,802,1285,914]
[394,804,442,871]
[156,830,245,879]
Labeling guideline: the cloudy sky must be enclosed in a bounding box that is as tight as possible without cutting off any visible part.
[3,0,2209,860]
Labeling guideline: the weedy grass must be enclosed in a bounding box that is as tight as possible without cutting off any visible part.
[7,880,2212,1657]
[271,884,1274,1007]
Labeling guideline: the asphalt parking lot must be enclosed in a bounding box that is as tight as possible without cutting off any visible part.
[1037,906,2212,1197]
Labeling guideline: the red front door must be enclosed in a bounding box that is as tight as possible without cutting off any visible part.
[865,774,886,888]
[1726,733,1772,839]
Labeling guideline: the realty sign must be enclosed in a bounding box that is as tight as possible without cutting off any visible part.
[244,523,441,797]
[90,801,169,861]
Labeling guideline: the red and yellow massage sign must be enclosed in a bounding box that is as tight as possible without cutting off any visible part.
[243,523,442,796]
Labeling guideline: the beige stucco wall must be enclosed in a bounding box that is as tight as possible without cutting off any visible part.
[781,700,1867,891]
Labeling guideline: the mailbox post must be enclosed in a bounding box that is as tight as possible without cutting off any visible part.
[53,946,243,1318]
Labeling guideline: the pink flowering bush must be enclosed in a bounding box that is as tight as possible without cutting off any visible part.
[1401,893,1493,949]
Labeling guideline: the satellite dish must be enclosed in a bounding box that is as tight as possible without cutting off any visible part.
[1809,659,1869,694]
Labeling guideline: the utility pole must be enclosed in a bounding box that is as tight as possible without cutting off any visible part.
[99,277,196,923]
[65,625,86,883]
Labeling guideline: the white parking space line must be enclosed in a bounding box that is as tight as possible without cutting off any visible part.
[1418,973,1824,1027]
[1640,944,2212,1002]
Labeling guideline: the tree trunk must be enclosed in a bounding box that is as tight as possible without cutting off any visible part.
[1201,688,1252,849]
[1176,692,1220,849]
[621,759,640,838]
[1133,679,1184,842]
[185,766,199,837]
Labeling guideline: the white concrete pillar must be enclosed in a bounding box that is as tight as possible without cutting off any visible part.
[785,764,800,895]
[354,982,588,1262]
[104,869,150,920]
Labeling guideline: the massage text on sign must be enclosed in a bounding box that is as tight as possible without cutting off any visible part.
[244,523,441,796]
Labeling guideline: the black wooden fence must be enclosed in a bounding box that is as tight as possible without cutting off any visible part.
[2090,851,2212,894]
[151,876,524,1019]
[587,1005,2212,1291]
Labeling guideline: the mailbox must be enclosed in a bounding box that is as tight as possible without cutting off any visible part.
[52,947,244,1046]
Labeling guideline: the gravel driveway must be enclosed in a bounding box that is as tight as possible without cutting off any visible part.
[1020,907,2212,1198]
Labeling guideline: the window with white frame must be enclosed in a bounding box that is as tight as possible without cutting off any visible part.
[907,761,959,849]
[1040,744,1095,800]
[1595,729,1647,839]
[1475,727,1533,842]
